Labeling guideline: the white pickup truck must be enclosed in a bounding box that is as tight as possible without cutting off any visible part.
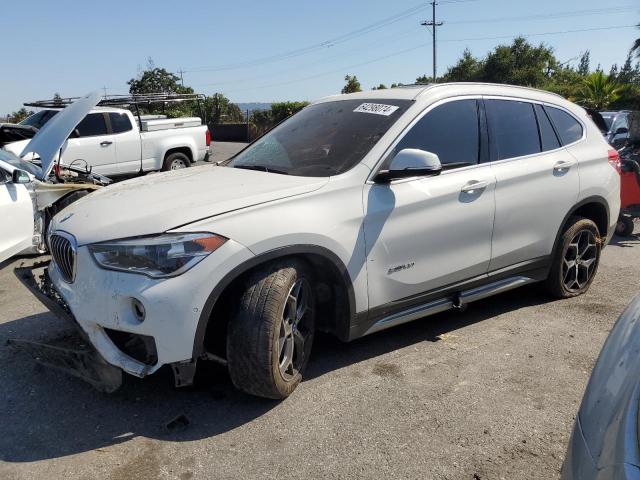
[5,106,210,176]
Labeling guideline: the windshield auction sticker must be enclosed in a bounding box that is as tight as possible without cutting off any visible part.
[353,103,400,116]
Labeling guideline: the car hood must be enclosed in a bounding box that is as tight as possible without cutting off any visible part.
[19,91,101,181]
[53,166,329,245]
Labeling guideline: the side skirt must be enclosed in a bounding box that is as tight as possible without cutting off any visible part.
[349,257,550,340]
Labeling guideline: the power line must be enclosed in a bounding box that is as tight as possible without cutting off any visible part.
[218,24,636,94]
[192,28,422,88]
[447,5,638,25]
[183,3,432,73]
[439,24,638,43]
[421,2,443,80]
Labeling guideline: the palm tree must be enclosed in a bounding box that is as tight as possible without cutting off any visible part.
[632,24,640,59]
[573,71,626,110]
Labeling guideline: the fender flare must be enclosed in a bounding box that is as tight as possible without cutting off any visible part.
[192,244,357,358]
[551,195,611,253]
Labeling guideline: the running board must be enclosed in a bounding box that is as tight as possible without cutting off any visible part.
[364,275,535,336]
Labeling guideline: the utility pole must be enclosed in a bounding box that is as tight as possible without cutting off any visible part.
[102,86,108,98]
[420,1,443,82]
[177,68,185,86]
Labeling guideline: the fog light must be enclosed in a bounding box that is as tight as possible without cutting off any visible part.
[131,298,146,322]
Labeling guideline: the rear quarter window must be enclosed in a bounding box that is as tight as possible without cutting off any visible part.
[545,106,583,145]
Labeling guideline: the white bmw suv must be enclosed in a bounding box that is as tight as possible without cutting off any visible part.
[19,83,621,399]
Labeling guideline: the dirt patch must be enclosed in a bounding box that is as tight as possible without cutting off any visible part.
[372,362,402,378]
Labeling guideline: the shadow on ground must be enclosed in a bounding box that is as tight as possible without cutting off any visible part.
[0,284,549,463]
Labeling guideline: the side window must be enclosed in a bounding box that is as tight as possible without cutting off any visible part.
[75,113,108,137]
[0,169,9,184]
[545,106,583,145]
[534,104,561,151]
[109,112,132,134]
[391,99,479,168]
[486,99,540,160]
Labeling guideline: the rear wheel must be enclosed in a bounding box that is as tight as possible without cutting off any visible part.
[616,215,635,237]
[546,216,601,299]
[227,260,316,399]
[162,152,191,171]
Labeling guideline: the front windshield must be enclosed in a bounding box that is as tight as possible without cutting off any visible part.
[231,99,411,177]
[0,149,42,177]
[19,109,59,129]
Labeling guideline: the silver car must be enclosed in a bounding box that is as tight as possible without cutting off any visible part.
[562,295,640,479]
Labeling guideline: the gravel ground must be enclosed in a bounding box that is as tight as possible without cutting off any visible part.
[0,210,638,478]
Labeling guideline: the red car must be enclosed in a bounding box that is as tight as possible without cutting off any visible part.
[616,146,640,236]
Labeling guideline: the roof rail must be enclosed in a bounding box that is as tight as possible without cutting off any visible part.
[415,82,565,99]
[24,92,206,109]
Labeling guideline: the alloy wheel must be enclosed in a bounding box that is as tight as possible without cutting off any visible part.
[171,158,187,170]
[562,230,598,292]
[278,278,312,381]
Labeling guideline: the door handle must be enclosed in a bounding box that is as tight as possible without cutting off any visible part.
[553,159,576,171]
[461,180,488,194]
[100,141,113,147]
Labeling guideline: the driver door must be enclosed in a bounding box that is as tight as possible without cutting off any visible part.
[363,98,496,311]
[61,113,117,175]
[0,167,34,263]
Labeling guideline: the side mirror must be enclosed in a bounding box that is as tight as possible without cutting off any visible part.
[615,127,629,135]
[12,169,31,184]
[375,148,442,183]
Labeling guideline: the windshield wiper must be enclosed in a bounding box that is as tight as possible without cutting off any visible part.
[234,164,289,175]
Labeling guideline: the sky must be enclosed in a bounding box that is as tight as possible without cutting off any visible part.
[1,0,638,114]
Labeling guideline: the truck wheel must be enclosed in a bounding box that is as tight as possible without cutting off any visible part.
[163,152,191,171]
[545,216,601,299]
[227,260,316,399]
[616,215,635,237]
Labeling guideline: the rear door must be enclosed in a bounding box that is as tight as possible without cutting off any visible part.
[0,166,34,263]
[61,112,117,175]
[487,98,580,271]
[106,112,142,174]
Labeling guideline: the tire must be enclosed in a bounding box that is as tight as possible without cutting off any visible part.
[227,259,316,399]
[616,215,635,237]
[545,216,601,299]
[162,152,191,171]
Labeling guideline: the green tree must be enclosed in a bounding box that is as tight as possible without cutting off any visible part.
[632,24,640,59]
[480,37,557,87]
[53,93,63,106]
[573,71,626,110]
[128,59,193,95]
[441,49,482,82]
[206,93,244,124]
[341,74,362,94]
[249,101,309,137]
[372,83,387,90]
[578,51,590,76]
[8,107,34,123]
[415,74,433,84]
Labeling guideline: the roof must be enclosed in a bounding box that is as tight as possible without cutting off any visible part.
[314,82,567,104]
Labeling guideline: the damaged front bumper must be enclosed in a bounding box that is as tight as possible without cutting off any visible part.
[11,262,123,393]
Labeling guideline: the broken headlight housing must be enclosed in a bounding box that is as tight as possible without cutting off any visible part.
[89,233,226,278]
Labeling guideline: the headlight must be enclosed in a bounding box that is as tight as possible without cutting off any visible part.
[89,233,227,278]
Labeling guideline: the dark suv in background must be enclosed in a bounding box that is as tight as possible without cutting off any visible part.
[601,110,632,148]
